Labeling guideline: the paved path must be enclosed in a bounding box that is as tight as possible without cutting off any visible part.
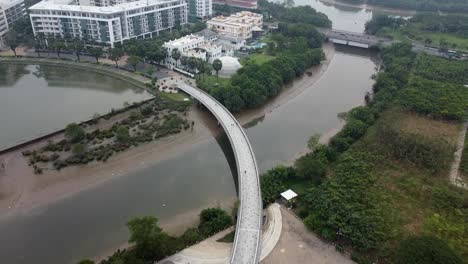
[177,83,262,264]
[262,207,354,264]
[449,122,468,189]
[158,204,282,264]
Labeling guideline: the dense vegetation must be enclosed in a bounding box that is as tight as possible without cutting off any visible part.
[198,1,327,112]
[258,0,331,28]
[365,13,468,51]
[79,208,232,264]
[259,42,468,263]
[341,0,468,13]
[23,96,191,174]
[397,76,468,121]
[395,236,463,264]
[412,54,468,84]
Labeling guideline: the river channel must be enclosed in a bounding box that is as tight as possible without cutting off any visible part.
[0,1,409,263]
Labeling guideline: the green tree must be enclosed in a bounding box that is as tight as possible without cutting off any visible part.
[307,133,320,151]
[115,126,130,143]
[89,47,103,63]
[127,55,141,71]
[73,39,84,61]
[212,59,223,80]
[109,47,124,67]
[53,39,66,58]
[127,216,170,260]
[294,154,326,184]
[171,48,181,68]
[5,30,19,57]
[394,236,463,264]
[198,208,232,237]
[65,123,85,143]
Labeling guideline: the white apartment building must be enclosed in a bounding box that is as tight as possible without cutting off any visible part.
[187,0,211,20]
[206,11,262,40]
[0,0,26,44]
[29,0,187,47]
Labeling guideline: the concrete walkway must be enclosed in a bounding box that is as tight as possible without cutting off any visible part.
[449,122,468,189]
[158,204,282,264]
[261,207,354,264]
[177,83,262,264]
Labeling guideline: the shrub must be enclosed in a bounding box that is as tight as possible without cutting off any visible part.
[198,208,232,237]
[394,236,463,264]
[65,123,86,143]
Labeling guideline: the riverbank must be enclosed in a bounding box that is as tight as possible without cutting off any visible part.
[0,43,336,222]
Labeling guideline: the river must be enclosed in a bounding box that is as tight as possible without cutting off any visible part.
[0,64,153,150]
[0,1,403,263]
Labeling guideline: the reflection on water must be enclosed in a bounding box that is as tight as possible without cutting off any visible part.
[0,64,152,149]
[0,41,378,264]
[274,0,413,33]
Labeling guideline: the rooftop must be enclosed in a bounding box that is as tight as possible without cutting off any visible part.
[30,0,177,14]
[280,189,297,201]
[164,34,205,48]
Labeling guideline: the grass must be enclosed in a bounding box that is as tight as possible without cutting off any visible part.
[379,27,468,52]
[395,111,460,145]
[197,75,231,92]
[161,92,190,102]
[354,110,464,248]
[240,53,275,66]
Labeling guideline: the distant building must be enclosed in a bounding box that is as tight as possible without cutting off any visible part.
[212,0,257,9]
[206,11,262,40]
[29,0,188,47]
[0,0,26,45]
[163,33,223,69]
[187,0,211,21]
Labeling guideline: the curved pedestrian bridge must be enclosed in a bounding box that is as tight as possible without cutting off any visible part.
[177,83,262,264]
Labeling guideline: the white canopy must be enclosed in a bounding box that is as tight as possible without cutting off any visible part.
[280,189,298,201]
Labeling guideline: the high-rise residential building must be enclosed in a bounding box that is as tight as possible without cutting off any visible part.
[0,0,26,44]
[187,0,211,21]
[29,0,188,47]
[212,0,256,9]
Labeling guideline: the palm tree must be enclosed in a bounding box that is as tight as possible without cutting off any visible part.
[171,48,181,68]
[212,59,223,81]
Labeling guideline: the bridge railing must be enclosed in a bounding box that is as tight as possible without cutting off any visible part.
[177,83,262,264]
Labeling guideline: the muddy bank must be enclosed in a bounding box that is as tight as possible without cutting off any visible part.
[0,43,336,222]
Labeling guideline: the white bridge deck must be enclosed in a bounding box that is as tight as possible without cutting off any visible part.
[177,83,262,264]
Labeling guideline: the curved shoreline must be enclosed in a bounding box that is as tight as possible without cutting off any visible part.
[0,56,150,90]
[0,46,336,262]
[0,44,335,218]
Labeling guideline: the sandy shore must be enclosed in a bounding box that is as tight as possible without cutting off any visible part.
[0,44,336,256]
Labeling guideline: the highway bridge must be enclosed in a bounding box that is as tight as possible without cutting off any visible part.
[177,83,262,264]
[318,28,392,48]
